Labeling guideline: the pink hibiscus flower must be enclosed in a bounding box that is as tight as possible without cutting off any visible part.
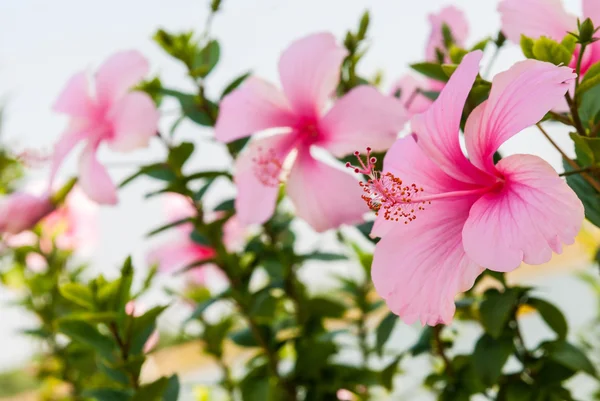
[391,6,470,116]
[39,186,98,252]
[148,194,244,285]
[352,51,583,325]
[215,32,407,232]
[499,0,600,74]
[51,51,159,204]
[0,191,54,235]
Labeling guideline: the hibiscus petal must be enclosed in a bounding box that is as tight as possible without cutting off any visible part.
[465,60,575,174]
[318,85,407,157]
[215,77,296,143]
[371,135,476,238]
[53,72,96,118]
[411,50,490,184]
[107,92,159,152]
[278,33,347,117]
[498,0,576,42]
[462,154,584,272]
[95,50,149,105]
[389,74,433,116]
[372,197,483,326]
[286,149,365,232]
[426,6,469,62]
[78,143,118,205]
[49,128,90,188]
[148,241,213,274]
[584,0,600,25]
[234,133,296,225]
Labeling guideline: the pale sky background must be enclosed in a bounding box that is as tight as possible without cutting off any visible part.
[0,0,597,399]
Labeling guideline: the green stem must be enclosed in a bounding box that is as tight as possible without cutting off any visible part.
[433,325,453,376]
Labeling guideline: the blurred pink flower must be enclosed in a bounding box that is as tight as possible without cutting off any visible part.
[356,51,583,325]
[51,51,159,204]
[391,6,469,117]
[499,0,600,74]
[215,32,407,232]
[39,186,98,252]
[0,192,54,235]
[148,194,245,285]
[125,301,159,354]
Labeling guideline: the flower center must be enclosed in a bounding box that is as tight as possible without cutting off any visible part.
[252,146,284,187]
[347,148,429,224]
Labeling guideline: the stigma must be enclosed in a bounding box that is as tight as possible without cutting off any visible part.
[347,148,429,224]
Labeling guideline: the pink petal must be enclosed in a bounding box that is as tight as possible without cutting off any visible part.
[95,50,149,105]
[215,77,296,143]
[234,133,296,225]
[53,72,97,118]
[411,51,490,185]
[49,127,89,188]
[318,85,406,157]
[462,154,584,272]
[372,197,483,326]
[143,330,160,354]
[498,0,576,43]
[223,215,247,253]
[78,143,118,205]
[389,75,433,116]
[148,241,214,274]
[371,135,477,239]
[426,6,470,61]
[107,92,159,152]
[464,60,575,174]
[0,192,54,235]
[584,0,600,24]
[286,149,365,232]
[278,33,347,117]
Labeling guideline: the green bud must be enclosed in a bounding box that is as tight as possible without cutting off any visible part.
[50,177,77,206]
[210,0,222,12]
[344,32,356,52]
[495,31,506,47]
[357,11,370,40]
[578,18,595,44]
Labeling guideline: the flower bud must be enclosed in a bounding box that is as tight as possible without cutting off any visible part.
[578,18,596,44]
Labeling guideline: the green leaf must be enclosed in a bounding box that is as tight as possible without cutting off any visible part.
[410,62,448,82]
[168,141,194,170]
[192,179,215,202]
[380,354,403,391]
[542,340,597,377]
[449,46,468,64]
[499,381,535,401]
[563,160,600,228]
[579,84,600,128]
[59,283,95,309]
[214,198,235,212]
[479,288,520,338]
[307,297,346,318]
[230,326,264,347]
[299,252,346,262]
[375,312,398,356]
[119,163,176,188]
[441,63,458,78]
[250,291,278,320]
[146,217,192,237]
[570,132,597,166]
[470,38,489,52]
[190,229,210,246]
[59,312,119,324]
[162,375,180,401]
[532,36,572,65]
[520,35,535,58]
[527,297,568,339]
[420,90,440,101]
[131,377,169,401]
[191,40,220,78]
[226,136,251,158]
[410,326,434,356]
[58,321,116,361]
[579,61,600,95]
[82,388,131,401]
[221,71,251,98]
[161,88,216,126]
[472,334,513,385]
[129,306,168,356]
[561,34,577,54]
